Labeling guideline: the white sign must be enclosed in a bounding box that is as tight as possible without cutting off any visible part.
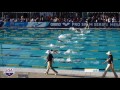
[84,69,99,72]
[72,23,81,26]
[62,23,70,26]
[50,23,61,26]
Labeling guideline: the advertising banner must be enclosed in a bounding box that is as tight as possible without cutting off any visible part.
[1,22,120,28]
[27,22,50,27]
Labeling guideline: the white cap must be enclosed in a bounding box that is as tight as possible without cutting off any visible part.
[46,50,51,54]
[106,51,112,55]
[46,50,58,54]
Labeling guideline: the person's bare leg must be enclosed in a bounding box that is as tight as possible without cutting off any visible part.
[45,62,50,74]
[110,64,118,78]
[50,62,58,75]
[102,64,110,78]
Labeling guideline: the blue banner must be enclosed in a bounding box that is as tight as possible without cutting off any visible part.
[3,22,28,27]
[0,21,4,27]
[48,22,71,28]
[3,22,10,27]
[27,22,49,27]
[1,22,120,28]
[14,22,28,27]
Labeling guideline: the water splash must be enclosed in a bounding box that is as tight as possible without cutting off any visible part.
[69,27,76,31]
[58,34,66,39]
[54,58,65,62]
[80,37,86,39]
[90,61,100,65]
[83,61,100,65]
[66,57,72,62]
[64,49,71,54]
[50,44,54,47]
[74,41,78,43]
[47,44,57,48]
[59,45,66,48]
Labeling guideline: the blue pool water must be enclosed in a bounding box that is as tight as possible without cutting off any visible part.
[0,28,120,70]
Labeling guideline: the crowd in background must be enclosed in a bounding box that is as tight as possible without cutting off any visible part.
[0,12,119,23]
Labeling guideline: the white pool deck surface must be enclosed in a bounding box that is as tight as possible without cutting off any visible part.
[0,67,120,78]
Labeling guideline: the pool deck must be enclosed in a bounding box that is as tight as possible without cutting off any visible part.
[0,67,120,78]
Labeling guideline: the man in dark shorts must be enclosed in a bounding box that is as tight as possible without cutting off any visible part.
[102,51,118,78]
[45,50,58,75]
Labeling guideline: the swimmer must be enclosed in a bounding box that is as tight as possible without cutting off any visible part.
[53,50,59,54]
[46,49,59,54]
[58,39,63,42]
[59,60,81,63]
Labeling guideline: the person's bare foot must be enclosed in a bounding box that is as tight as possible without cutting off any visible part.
[44,72,48,75]
[55,72,58,75]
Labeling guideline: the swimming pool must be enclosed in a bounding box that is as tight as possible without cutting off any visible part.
[0,28,120,71]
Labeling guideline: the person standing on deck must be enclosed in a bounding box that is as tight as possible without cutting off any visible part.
[45,50,58,75]
[102,51,118,78]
